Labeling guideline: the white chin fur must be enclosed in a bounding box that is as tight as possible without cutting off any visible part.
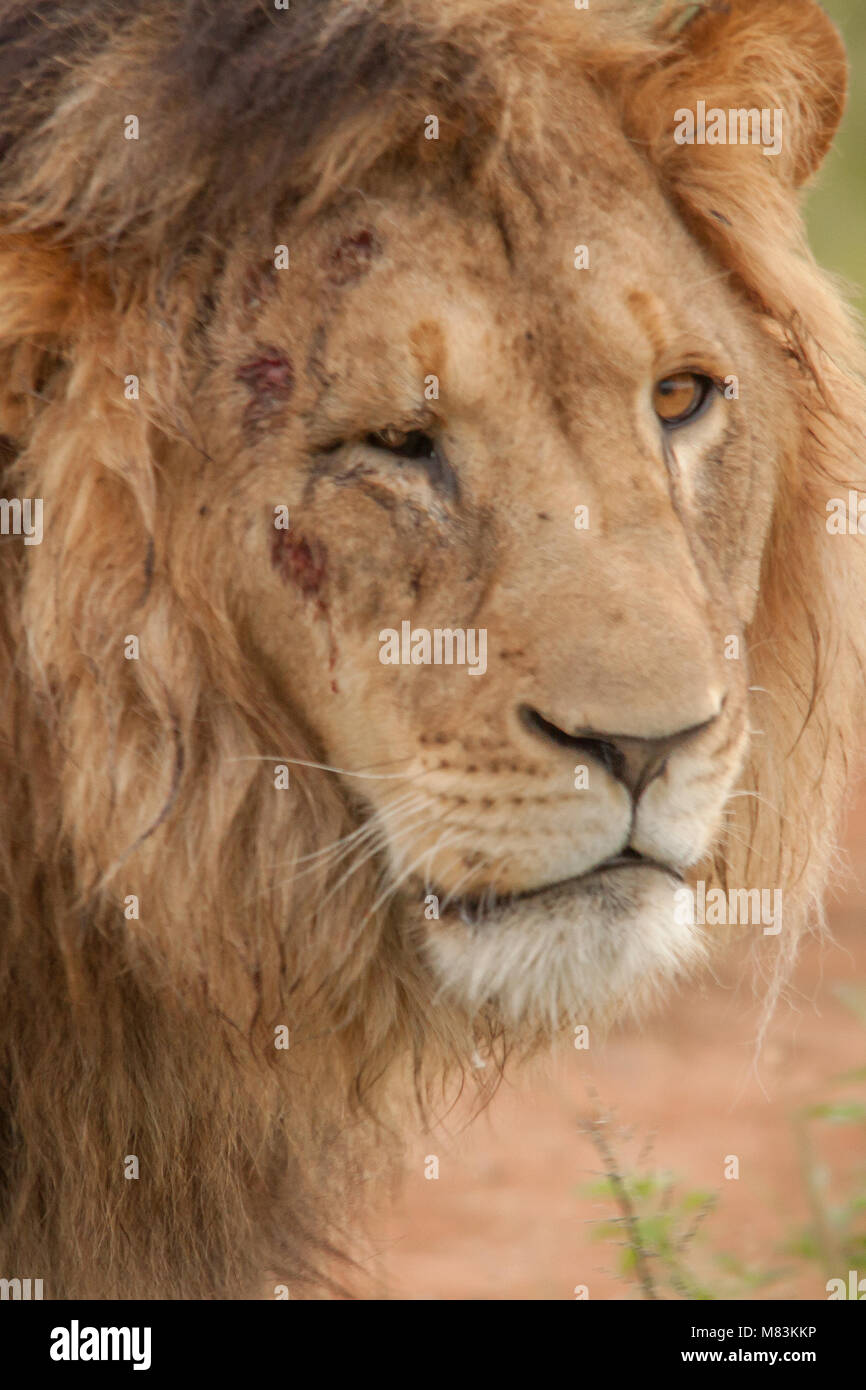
[422,868,705,1031]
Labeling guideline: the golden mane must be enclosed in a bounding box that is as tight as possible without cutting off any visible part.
[0,0,864,1297]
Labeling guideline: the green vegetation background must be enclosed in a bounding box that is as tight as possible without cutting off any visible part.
[808,0,866,314]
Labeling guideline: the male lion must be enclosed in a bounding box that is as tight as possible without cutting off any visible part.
[0,0,864,1299]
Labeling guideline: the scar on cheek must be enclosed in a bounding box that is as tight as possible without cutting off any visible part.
[270,530,339,691]
[270,530,327,597]
[236,346,294,433]
[327,228,382,286]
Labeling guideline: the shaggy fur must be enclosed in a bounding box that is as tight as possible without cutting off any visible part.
[0,0,864,1298]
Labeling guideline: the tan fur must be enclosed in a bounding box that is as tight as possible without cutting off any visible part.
[0,0,863,1298]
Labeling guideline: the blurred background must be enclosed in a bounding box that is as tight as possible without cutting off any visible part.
[379,0,866,1300]
[808,0,866,313]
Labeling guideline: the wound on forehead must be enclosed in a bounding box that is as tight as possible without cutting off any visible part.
[327,228,383,287]
[236,346,295,435]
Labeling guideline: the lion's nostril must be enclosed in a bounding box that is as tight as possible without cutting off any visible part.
[518,703,716,800]
[572,735,625,783]
[521,709,630,789]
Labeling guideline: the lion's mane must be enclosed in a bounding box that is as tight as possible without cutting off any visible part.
[0,0,864,1298]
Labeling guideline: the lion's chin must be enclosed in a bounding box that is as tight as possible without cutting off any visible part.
[421,863,704,1032]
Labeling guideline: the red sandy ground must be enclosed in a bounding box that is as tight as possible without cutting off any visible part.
[378,798,866,1300]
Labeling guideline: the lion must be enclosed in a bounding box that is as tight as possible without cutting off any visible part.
[0,0,864,1300]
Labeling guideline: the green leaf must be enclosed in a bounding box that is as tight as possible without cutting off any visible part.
[806,1101,866,1124]
[681,1189,716,1212]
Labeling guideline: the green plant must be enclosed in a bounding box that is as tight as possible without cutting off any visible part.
[787,985,866,1277]
[579,1114,783,1300]
[580,985,866,1300]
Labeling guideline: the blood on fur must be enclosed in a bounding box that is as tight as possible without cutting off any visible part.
[270,531,327,598]
[327,228,382,286]
[270,531,339,691]
[236,347,294,433]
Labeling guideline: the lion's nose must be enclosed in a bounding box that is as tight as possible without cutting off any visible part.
[519,704,723,800]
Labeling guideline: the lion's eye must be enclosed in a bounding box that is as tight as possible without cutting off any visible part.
[652,373,715,428]
[365,428,437,459]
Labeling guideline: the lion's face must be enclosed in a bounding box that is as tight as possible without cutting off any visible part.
[0,0,854,1053]
[188,105,794,1028]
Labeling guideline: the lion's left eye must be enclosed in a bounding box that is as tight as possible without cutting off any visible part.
[652,373,715,428]
[365,428,437,459]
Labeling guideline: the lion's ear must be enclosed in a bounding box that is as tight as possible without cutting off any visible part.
[631,0,847,188]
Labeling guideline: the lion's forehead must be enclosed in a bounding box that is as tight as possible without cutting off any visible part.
[223,172,766,426]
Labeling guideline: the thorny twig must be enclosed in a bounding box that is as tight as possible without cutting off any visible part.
[580,1108,659,1301]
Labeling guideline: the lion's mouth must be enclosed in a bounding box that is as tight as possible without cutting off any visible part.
[436,849,685,927]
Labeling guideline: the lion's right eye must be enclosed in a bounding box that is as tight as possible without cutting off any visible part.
[365,428,437,460]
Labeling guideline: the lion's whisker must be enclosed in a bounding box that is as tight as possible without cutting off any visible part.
[293,789,423,870]
[361,826,478,926]
[317,800,436,907]
[226,753,430,781]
